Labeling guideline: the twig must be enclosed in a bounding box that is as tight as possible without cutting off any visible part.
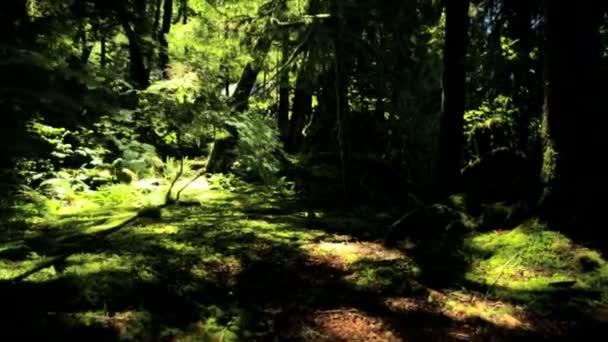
[165,157,184,204]
[175,168,207,202]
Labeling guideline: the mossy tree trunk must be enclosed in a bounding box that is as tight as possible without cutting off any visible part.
[277,2,290,143]
[278,33,291,144]
[158,0,173,79]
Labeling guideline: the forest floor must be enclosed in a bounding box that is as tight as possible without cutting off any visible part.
[1,178,607,341]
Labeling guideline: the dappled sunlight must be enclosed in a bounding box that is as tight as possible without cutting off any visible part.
[441,293,530,330]
[129,223,179,235]
[0,257,45,280]
[2,178,607,340]
[302,241,411,276]
[81,213,138,234]
[63,253,137,276]
[464,221,608,305]
[301,309,400,341]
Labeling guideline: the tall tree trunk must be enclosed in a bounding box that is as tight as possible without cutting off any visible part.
[287,65,312,154]
[79,25,93,66]
[207,37,272,173]
[153,0,162,34]
[540,1,602,232]
[173,0,188,24]
[332,0,352,205]
[100,34,107,68]
[511,0,533,149]
[278,33,290,143]
[159,0,173,79]
[120,19,150,89]
[0,0,28,172]
[229,37,272,113]
[121,0,152,89]
[437,0,469,195]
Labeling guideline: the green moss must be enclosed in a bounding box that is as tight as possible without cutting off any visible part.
[447,193,468,212]
[465,219,608,305]
[541,144,558,184]
[347,259,420,294]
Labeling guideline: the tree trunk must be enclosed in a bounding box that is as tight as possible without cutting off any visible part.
[540,1,602,232]
[100,34,107,68]
[207,37,272,173]
[437,0,469,195]
[229,37,272,113]
[332,0,352,206]
[508,0,533,149]
[286,67,312,153]
[153,0,162,34]
[278,33,290,143]
[159,0,173,79]
[118,0,152,89]
[120,20,150,89]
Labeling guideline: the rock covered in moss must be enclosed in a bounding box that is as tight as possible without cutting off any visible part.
[115,168,136,184]
[574,250,604,272]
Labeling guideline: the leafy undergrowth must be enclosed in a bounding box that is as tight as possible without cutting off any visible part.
[1,180,607,341]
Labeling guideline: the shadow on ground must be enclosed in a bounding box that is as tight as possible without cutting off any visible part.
[0,189,606,341]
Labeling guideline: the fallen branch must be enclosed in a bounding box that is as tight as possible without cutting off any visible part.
[175,168,207,202]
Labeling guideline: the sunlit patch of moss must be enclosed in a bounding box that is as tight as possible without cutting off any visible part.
[82,212,138,234]
[0,252,53,280]
[172,309,241,342]
[188,188,237,204]
[237,219,324,244]
[23,265,58,281]
[131,223,179,235]
[346,259,420,294]
[158,239,198,254]
[64,253,135,276]
[443,295,527,329]
[573,249,604,271]
[67,310,152,340]
[304,242,406,267]
[191,256,242,286]
[465,219,608,305]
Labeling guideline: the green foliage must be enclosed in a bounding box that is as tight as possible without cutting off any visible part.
[464,95,517,133]
[500,36,519,61]
[227,111,283,182]
[464,95,518,161]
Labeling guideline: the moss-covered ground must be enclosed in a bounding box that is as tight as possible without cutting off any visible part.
[1,177,607,340]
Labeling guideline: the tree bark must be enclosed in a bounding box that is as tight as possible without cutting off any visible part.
[511,0,533,149]
[207,37,272,173]
[540,1,603,231]
[437,0,469,195]
[159,0,173,79]
[278,33,290,143]
[332,0,352,206]
[229,37,272,113]
[153,0,162,34]
[100,34,107,68]
[286,67,312,153]
[115,1,151,89]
